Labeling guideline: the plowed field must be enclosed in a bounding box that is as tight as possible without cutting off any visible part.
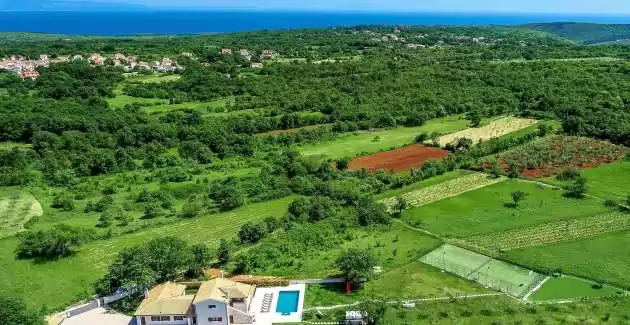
[348,145,448,172]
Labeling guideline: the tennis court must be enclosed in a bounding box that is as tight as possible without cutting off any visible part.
[420,244,544,297]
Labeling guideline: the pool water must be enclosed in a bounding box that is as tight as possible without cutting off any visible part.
[275,290,300,314]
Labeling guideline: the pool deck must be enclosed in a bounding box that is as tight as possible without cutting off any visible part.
[251,284,306,325]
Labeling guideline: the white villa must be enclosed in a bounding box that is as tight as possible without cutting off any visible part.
[134,279,305,325]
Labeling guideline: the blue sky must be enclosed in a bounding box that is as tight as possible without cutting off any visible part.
[105,0,630,13]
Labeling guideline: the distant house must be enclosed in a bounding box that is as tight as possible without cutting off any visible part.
[72,55,84,61]
[181,52,194,57]
[20,71,39,80]
[250,63,263,69]
[135,279,256,325]
[114,53,127,61]
[260,50,274,59]
[222,48,233,55]
[89,54,105,65]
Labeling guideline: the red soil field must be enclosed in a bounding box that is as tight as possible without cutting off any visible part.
[348,144,448,172]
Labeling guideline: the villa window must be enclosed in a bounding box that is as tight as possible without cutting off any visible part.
[208,317,223,322]
[151,316,161,321]
[174,316,185,321]
[160,316,171,321]
[208,304,217,309]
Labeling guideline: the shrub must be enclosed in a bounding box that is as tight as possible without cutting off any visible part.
[556,167,581,181]
[51,194,75,211]
[415,133,429,144]
[16,224,96,259]
[565,177,587,198]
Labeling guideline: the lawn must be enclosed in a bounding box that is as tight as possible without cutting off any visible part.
[543,161,630,201]
[530,276,624,301]
[298,116,471,159]
[502,230,630,289]
[0,196,294,310]
[401,179,611,238]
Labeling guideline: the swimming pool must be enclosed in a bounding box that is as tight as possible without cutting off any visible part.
[275,290,300,314]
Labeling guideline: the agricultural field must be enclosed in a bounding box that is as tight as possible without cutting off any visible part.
[465,211,630,252]
[529,276,624,301]
[420,244,543,298]
[0,196,294,310]
[0,191,43,239]
[401,179,611,238]
[374,170,474,200]
[299,115,470,159]
[502,231,630,288]
[379,172,505,213]
[348,144,448,172]
[437,116,538,147]
[496,136,627,178]
[544,161,630,201]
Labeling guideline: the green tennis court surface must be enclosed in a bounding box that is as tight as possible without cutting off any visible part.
[420,244,544,297]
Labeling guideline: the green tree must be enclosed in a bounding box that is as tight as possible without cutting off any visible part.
[466,110,482,127]
[217,239,230,266]
[566,177,588,198]
[335,249,377,287]
[510,191,527,207]
[189,244,211,277]
[0,295,44,325]
[336,158,349,170]
[16,224,95,260]
[393,196,407,216]
[356,197,391,226]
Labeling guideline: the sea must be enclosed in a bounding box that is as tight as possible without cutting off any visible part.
[0,11,629,36]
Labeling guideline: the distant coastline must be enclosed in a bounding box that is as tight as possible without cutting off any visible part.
[1,10,629,36]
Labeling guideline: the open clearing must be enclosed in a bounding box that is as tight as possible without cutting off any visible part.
[0,191,42,239]
[530,276,623,301]
[380,172,505,213]
[437,116,537,146]
[254,123,334,137]
[401,179,610,238]
[502,230,630,289]
[299,116,470,159]
[420,244,543,298]
[544,161,630,201]
[496,136,627,178]
[124,73,182,83]
[143,98,230,114]
[348,144,448,172]
[465,211,630,252]
[0,196,294,310]
[106,95,168,108]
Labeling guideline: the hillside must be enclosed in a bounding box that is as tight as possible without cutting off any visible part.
[525,22,630,44]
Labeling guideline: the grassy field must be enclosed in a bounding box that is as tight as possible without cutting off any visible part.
[106,95,169,108]
[124,73,182,83]
[262,222,442,279]
[0,141,32,151]
[0,196,294,310]
[530,276,624,301]
[304,261,488,307]
[544,161,630,201]
[298,116,471,159]
[420,244,542,297]
[502,230,630,289]
[401,179,611,238]
[142,98,230,114]
[374,170,474,200]
[0,191,42,239]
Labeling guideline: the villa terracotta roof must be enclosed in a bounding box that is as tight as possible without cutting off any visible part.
[193,278,255,305]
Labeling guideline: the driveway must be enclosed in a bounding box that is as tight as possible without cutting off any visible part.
[61,307,134,325]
